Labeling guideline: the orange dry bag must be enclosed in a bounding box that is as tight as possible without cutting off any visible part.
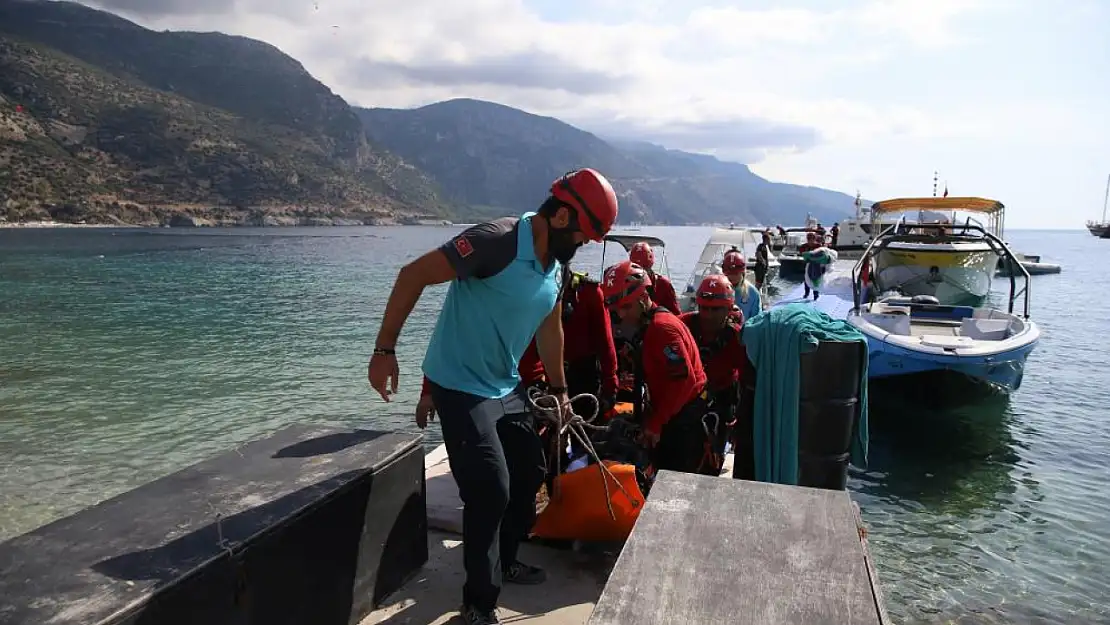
[531,461,645,542]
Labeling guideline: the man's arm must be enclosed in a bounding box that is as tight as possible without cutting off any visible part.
[535,303,567,389]
[375,221,513,350]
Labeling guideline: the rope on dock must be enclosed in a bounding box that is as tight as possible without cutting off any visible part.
[526,386,641,520]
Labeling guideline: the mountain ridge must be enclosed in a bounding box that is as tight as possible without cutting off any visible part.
[0,0,858,227]
[357,98,858,226]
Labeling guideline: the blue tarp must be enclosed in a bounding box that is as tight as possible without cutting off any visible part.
[741,303,869,485]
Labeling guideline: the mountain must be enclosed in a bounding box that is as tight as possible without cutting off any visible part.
[0,0,448,225]
[357,99,859,225]
[0,0,859,227]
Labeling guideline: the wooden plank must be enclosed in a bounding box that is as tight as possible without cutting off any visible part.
[852,502,893,625]
[588,471,884,625]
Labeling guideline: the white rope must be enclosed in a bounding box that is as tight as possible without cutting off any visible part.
[526,386,641,520]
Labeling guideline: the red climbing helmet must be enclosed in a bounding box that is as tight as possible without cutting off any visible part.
[550,168,619,242]
[629,241,655,269]
[601,261,651,309]
[722,249,746,273]
[696,274,734,308]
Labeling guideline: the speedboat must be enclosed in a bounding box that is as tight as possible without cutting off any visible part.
[679,226,779,312]
[868,197,1008,306]
[848,224,1039,395]
[599,233,672,278]
[774,229,811,279]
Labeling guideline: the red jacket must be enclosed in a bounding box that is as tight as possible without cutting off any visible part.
[648,272,680,314]
[640,309,706,436]
[678,311,749,392]
[517,276,618,395]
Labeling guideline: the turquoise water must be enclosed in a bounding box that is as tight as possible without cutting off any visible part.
[1,226,1107,624]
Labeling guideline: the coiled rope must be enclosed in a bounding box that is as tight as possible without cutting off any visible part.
[525,386,641,520]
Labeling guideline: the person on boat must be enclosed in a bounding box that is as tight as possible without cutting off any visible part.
[830,222,840,247]
[678,274,750,475]
[815,222,827,242]
[721,250,762,322]
[629,241,680,314]
[799,232,821,299]
[368,168,619,625]
[600,260,710,476]
[753,230,772,288]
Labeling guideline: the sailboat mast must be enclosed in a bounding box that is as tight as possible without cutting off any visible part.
[1102,173,1110,223]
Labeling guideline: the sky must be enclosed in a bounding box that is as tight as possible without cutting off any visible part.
[82,0,1110,228]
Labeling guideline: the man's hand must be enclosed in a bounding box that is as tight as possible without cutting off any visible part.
[368,352,399,401]
[639,428,660,449]
[415,394,436,429]
[554,391,574,426]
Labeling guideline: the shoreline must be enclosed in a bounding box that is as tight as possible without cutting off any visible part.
[0,220,457,229]
[0,221,139,229]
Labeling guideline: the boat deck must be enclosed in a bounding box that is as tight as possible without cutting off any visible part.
[908,318,962,337]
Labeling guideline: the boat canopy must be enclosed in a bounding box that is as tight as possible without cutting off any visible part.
[870,197,1005,215]
[602,234,666,252]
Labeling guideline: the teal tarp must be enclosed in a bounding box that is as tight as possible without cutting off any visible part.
[741,303,869,485]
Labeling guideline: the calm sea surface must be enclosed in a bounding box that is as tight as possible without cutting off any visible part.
[1,226,1106,623]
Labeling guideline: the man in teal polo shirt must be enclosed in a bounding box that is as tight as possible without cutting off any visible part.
[368,169,619,625]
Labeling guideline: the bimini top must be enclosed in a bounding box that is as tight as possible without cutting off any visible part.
[870,197,1005,215]
[603,233,666,252]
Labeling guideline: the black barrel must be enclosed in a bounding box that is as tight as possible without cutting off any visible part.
[797,340,865,490]
[731,370,757,481]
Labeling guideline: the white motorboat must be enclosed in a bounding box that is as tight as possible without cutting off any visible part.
[867,196,1008,307]
[679,226,779,312]
[771,225,1039,402]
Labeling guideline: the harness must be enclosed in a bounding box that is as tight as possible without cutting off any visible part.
[687,312,743,363]
[698,412,722,475]
[561,271,592,323]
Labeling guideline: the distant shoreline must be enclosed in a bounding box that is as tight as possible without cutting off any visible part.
[0,220,460,229]
[0,221,137,229]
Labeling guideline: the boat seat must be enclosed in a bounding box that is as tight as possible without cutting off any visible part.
[919,335,976,349]
[862,312,911,336]
[960,318,1011,341]
[870,302,912,316]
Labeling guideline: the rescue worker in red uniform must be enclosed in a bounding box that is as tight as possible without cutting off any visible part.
[600,260,710,475]
[629,241,680,314]
[517,270,619,415]
[678,274,751,475]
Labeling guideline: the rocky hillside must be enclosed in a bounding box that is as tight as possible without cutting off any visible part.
[0,0,448,225]
[357,99,859,226]
[0,0,860,227]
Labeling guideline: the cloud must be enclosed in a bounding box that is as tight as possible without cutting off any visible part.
[345,51,635,96]
[80,0,1001,163]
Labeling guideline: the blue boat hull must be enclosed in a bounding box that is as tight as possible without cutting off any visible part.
[865,337,1036,392]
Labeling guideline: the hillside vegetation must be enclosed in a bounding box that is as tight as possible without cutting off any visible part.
[1,0,856,226]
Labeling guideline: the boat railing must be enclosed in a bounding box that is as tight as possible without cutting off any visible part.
[850,222,1031,319]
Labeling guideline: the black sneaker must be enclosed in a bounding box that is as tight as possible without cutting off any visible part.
[503,561,547,585]
[460,604,501,625]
